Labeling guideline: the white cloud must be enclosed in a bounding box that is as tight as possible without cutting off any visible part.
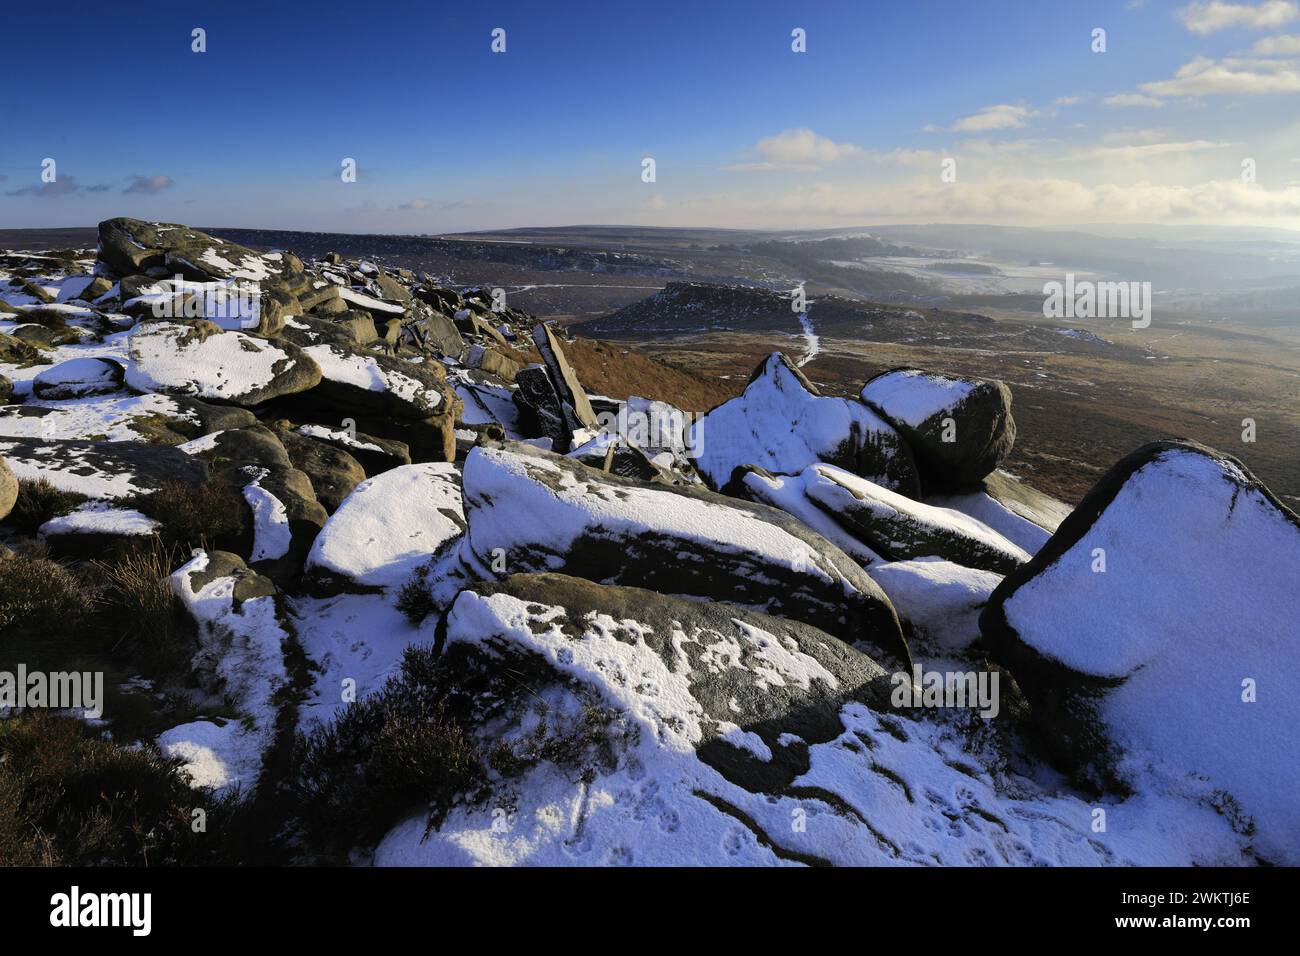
[1251,31,1300,51]
[762,176,1300,224]
[1177,1,1298,34]
[1068,139,1233,161]
[1140,54,1300,95]
[1104,92,1166,107]
[948,104,1037,133]
[726,128,863,171]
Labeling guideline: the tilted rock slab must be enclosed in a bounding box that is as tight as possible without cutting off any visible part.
[802,464,1030,574]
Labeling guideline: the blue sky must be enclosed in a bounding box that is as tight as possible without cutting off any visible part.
[3,0,1300,231]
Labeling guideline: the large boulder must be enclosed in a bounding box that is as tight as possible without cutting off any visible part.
[432,441,908,663]
[97,218,304,287]
[31,357,126,400]
[512,364,571,449]
[0,455,16,520]
[178,426,327,582]
[0,437,208,500]
[801,464,1030,574]
[860,368,1015,486]
[980,441,1300,864]
[304,462,464,595]
[126,320,322,407]
[691,352,919,496]
[161,550,289,796]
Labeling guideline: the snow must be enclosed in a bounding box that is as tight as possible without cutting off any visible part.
[0,439,156,499]
[125,322,300,401]
[690,353,907,490]
[795,309,819,367]
[303,343,439,408]
[39,502,160,538]
[32,357,121,398]
[120,276,265,330]
[241,471,292,562]
[860,369,975,428]
[0,392,196,443]
[297,424,383,453]
[926,487,1056,555]
[339,287,405,314]
[305,463,464,590]
[1000,447,1300,863]
[163,552,290,798]
[737,468,883,565]
[463,444,836,585]
[373,589,1251,867]
[868,558,1002,653]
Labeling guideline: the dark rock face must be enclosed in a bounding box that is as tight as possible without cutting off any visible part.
[979,440,1300,863]
[291,424,411,477]
[455,441,910,665]
[860,367,1015,486]
[450,573,896,792]
[532,324,597,433]
[512,364,571,450]
[693,352,920,497]
[0,437,209,500]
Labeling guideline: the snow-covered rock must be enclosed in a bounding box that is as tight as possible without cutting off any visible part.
[868,557,1003,655]
[37,502,160,558]
[0,436,208,499]
[126,320,321,406]
[373,573,1250,867]
[304,462,465,595]
[926,470,1071,555]
[31,357,125,400]
[860,367,1015,485]
[802,464,1030,574]
[440,442,909,662]
[980,441,1300,864]
[691,352,919,496]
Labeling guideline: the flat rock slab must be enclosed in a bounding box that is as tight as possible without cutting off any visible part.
[0,436,208,499]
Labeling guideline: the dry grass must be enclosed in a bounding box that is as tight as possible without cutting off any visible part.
[5,478,86,535]
[132,477,248,552]
[0,712,229,866]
